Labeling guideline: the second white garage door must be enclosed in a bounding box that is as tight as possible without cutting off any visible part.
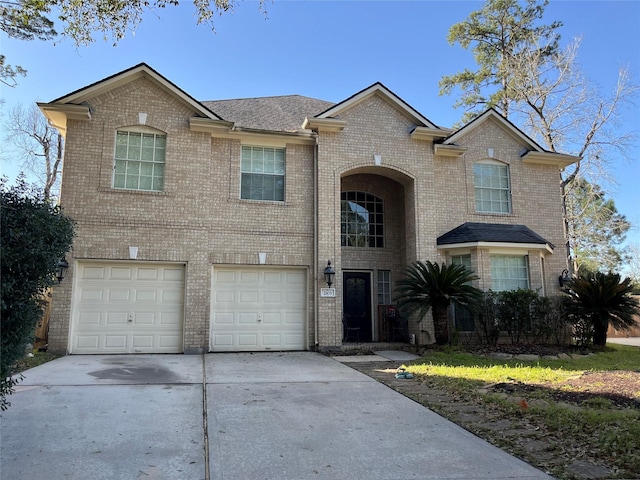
[210,267,307,352]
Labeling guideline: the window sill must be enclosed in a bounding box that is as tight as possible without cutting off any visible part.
[237,198,287,206]
[98,187,173,197]
[474,211,514,217]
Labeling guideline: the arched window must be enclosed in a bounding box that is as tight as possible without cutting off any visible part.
[341,191,384,248]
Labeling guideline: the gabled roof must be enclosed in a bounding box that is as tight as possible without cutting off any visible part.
[304,82,449,137]
[437,222,554,252]
[51,63,221,120]
[38,63,226,137]
[440,109,578,168]
[202,95,334,133]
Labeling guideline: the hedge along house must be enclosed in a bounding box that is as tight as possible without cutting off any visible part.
[39,63,578,355]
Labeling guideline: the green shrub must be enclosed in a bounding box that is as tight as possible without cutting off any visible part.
[1,176,75,410]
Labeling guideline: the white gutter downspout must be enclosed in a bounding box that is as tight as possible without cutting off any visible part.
[313,133,319,351]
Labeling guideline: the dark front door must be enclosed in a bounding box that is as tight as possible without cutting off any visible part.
[343,272,372,341]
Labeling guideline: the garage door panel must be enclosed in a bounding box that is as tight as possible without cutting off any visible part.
[110,267,133,280]
[237,334,258,347]
[159,312,182,326]
[135,290,157,302]
[82,267,106,279]
[78,312,101,325]
[137,268,158,280]
[71,262,184,354]
[263,291,282,303]
[239,312,258,324]
[76,336,100,349]
[262,313,281,325]
[104,335,127,348]
[210,267,306,352]
[132,335,154,348]
[214,313,234,325]
[80,288,103,301]
[106,312,128,325]
[262,334,282,346]
[239,271,259,283]
[109,289,131,302]
[240,291,259,303]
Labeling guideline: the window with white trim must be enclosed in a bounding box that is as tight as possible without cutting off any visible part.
[474,161,511,213]
[491,254,529,291]
[113,130,166,191]
[241,146,285,201]
[377,270,392,304]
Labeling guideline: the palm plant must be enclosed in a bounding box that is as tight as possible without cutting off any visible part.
[564,270,640,347]
[395,261,483,345]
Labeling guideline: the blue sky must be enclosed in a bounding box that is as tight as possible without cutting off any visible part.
[1,0,639,248]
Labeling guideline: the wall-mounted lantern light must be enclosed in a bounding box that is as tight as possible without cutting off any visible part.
[323,260,336,287]
[56,257,69,283]
[558,269,570,287]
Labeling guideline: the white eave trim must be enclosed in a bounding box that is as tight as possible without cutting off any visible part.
[189,117,234,133]
[521,151,579,168]
[434,143,468,157]
[410,126,452,142]
[37,103,91,137]
[438,241,554,254]
[302,117,347,132]
[190,119,317,145]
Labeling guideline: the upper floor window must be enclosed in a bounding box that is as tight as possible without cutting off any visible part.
[473,161,511,214]
[241,146,285,201]
[491,254,529,291]
[341,191,384,248]
[113,130,166,191]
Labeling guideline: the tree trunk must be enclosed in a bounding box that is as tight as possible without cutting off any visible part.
[592,317,608,347]
[432,305,450,345]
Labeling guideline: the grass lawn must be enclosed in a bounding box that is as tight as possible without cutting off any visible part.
[399,344,640,480]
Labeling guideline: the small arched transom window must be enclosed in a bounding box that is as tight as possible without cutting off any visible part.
[341,191,384,248]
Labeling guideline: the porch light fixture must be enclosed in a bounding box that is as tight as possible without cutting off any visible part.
[56,257,69,283]
[323,261,336,287]
[558,269,570,287]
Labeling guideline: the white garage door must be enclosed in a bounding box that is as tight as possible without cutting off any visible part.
[70,262,185,354]
[210,267,307,352]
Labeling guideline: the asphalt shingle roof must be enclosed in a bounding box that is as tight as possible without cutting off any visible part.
[437,222,553,248]
[202,95,335,132]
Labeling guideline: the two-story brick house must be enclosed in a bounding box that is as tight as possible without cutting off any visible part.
[39,63,577,355]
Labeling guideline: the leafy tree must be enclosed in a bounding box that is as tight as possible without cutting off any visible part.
[1,0,265,86]
[564,270,639,347]
[440,0,638,271]
[565,178,630,272]
[1,0,265,47]
[0,54,27,87]
[627,244,640,293]
[0,175,75,410]
[0,3,56,86]
[439,0,562,122]
[395,261,482,345]
[4,104,64,201]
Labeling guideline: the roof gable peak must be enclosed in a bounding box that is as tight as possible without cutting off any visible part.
[315,82,440,129]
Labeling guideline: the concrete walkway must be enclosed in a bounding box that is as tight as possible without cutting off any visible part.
[1,352,553,480]
[607,336,640,347]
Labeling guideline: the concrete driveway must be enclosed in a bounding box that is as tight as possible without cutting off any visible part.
[1,352,553,480]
